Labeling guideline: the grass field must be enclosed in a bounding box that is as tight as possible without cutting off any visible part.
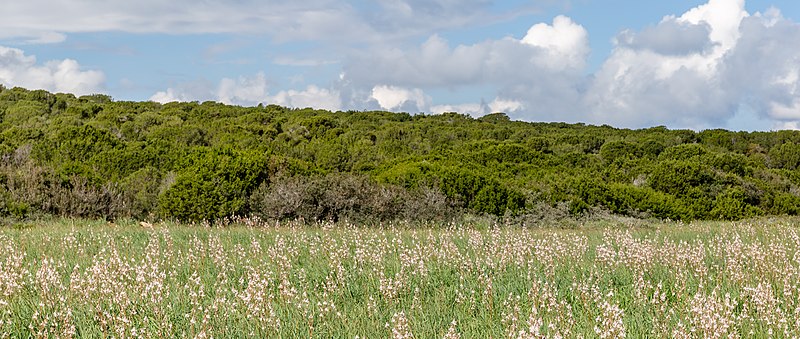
[1,217,800,338]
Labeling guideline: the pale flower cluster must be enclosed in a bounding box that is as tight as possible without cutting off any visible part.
[0,219,798,337]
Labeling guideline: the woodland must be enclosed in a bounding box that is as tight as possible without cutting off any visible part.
[2,85,800,223]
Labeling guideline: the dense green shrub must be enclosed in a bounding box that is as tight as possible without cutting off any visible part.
[600,140,639,162]
[159,149,268,221]
[659,143,707,161]
[769,193,800,215]
[768,142,800,170]
[439,167,525,216]
[649,160,716,197]
[710,187,761,220]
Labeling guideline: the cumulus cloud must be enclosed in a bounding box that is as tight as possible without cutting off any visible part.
[521,15,590,70]
[271,86,342,111]
[150,74,342,111]
[217,73,269,106]
[616,21,714,56]
[722,9,800,125]
[0,46,104,95]
[344,15,588,88]
[580,0,800,129]
[431,98,523,117]
[341,0,800,130]
[339,15,591,122]
[370,85,430,112]
[149,89,189,104]
[24,0,797,131]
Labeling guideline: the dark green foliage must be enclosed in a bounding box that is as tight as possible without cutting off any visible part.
[710,187,760,220]
[705,153,752,177]
[768,142,800,170]
[639,139,666,158]
[571,177,690,220]
[659,143,707,161]
[649,161,716,197]
[600,140,639,162]
[55,125,121,162]
[439,167,525,216]
[473,143,541,165]
[159,149,268,221]
[2,86,800,222]
[770,193,800,215]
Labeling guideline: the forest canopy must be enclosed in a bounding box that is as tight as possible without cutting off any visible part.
[2,85,800,222]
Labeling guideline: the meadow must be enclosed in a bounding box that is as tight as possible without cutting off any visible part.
[1,217,799,338]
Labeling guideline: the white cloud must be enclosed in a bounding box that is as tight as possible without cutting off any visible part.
[7,0,799,131]
[580,0,750,128]
[370,85,430,112]
[343,16,588,92]
[770,99,800,120]
[144,0,800,131]
[430,98,522,117]
[23,32,67,44]
[774,121,800,130]
[0,2,358,42]
[431,103,488,116]
[271,86,341,111]
[0,0,535,45]
[616,21,713,56]
[521,15,590,70]
[678,0,748,50]
[149,89,185,104]
[723,9,800,126]
[489,98,524,113]
[149,80,216,104]
[0,46,104,95]
[341,0,800,129]
[576,0,800,129]
[151,74,342,111]
[217,73,269,106]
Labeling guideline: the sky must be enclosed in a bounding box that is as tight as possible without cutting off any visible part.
[2,0,800,131]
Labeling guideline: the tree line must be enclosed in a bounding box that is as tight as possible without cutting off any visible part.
[1,85,800,223]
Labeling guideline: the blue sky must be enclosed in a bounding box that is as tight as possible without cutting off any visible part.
[2,0,800,131]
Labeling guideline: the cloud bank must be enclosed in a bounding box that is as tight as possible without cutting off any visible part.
[0,46,104,95]
[148,0,800,130]
[4,0,799,130]
[0,0,521,46]
[337,0,800,130]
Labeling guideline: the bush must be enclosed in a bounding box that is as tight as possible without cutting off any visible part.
[710,187,760,220]
[649,160,716,197]
[600,140,639,163]
[768,142,800,170]
[55,125,121,162]
[1,157,125,219]
[159,149,268,221]
[119,167,168,218]
[47,177,126,219]
[569,176,691,220]
[659,143,707,161]
[439,167,525,216]
[704,153,752,177]
[249,173,455,223]
[769,193,800,215]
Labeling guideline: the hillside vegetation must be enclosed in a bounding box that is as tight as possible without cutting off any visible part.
[2,85,800,222]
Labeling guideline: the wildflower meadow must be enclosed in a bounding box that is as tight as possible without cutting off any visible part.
[1,217,800,337]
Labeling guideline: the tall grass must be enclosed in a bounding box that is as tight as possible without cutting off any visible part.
[1,218,799,337]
